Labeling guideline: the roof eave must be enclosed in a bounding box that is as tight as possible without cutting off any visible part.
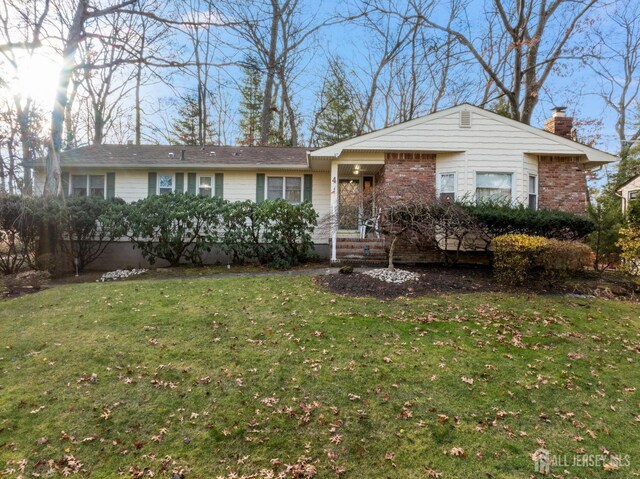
[31,163,312,170]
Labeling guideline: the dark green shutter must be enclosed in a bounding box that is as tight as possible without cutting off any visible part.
[256,173,265,203]
[215,173,224,199]
[175,172,184,193]
[303,174,313,203]
[61,172,69,197]
[148,172,157,196]
[187,173,197,194]
[106,172,116,199]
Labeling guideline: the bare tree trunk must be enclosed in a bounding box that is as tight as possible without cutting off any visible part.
[387,235,398,271]
[135,59,142,144]
[260,1,280,145]
[278,69,297,145]
[44,1,86,197]
[0,149,6,195]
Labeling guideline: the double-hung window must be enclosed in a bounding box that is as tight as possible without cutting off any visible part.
[438,173,456,202]
[90,175,105,197]
[71,175,105,198]
[158,175,173,194]
[199,176,212,197]
[267,176,302,203]
[630,190,639,201]
[476,172,513,203]
[528,175,538,210]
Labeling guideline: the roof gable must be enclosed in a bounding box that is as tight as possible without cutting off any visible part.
[310,104,616,166]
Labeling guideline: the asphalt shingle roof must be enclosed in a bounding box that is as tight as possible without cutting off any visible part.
[28,145,311,169]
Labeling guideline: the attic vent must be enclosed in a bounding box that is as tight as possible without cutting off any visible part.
[168,152,175,158]
[459,110,471,128]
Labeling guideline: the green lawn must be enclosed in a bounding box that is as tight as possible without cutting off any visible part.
[0,276,638,478]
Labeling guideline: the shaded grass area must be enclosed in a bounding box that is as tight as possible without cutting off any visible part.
[0,276,639,478]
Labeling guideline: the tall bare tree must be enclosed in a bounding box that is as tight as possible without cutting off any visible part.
[0,0,50,54]
[76,12,138,144]
[43,0,139,196]
[348,0,424,133]
[0,0,52,192]
[588,2,640,155]
[415,0,599,124]
[225,0,344,145]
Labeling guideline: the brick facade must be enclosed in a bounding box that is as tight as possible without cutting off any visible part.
[382,152,436,198]
[538,156,587,215]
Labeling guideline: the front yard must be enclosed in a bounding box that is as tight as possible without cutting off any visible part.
[0,275,638,478]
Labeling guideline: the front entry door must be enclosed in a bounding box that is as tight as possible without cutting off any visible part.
[338,179,360,230]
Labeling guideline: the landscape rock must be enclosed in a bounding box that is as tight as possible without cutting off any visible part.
[362,268,421,284]
[98,269,148,282]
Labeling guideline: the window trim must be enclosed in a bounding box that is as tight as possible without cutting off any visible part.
[198,175,213,197]
[474,171,515,204]
[266,175,303,204]
[157,173,175,195]
[528,174,538,210]
[437,172,457,202]
[629,190,639,200]
[70,174,106,198]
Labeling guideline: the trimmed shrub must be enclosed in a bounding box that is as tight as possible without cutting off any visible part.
[463,203,594,242]
[125,193,226,266]
[493,234,548,285]
[539,239,592,283]
[259,200,317,268]
[222,199,317,268]
[493,234,592,285]
[61,197,127,272]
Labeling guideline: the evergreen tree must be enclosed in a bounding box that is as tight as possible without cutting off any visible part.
[490,97,513,119]
[314,59,357,147]
[238,56,264,146]
[170,94,215,146]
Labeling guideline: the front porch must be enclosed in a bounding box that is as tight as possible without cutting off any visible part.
[329,161,385,262]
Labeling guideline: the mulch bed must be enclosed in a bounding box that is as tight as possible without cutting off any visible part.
[315,265,639,300]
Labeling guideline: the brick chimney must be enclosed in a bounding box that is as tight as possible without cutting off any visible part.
[544,106,576,140]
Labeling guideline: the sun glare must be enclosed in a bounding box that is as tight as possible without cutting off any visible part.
[6,52,62,107]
